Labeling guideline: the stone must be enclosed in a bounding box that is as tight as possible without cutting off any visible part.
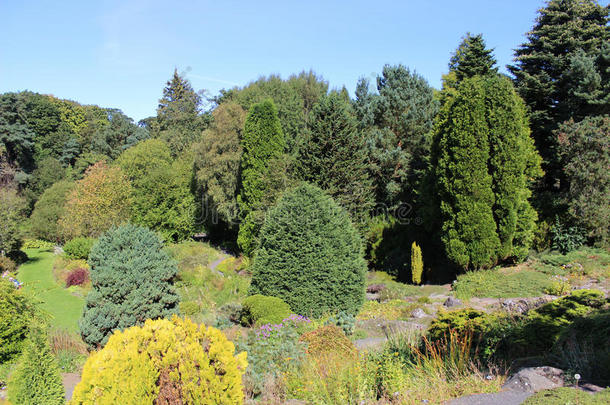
[411,308,427,318]
[502,366,564,393]
[443,297,462,307]
[366,283,386,293]
[366,292,380,301]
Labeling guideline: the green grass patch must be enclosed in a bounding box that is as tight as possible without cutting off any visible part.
[536,247,610,279]
[368,271,449,299]
[453,267,552,299]
[18,249,85,332]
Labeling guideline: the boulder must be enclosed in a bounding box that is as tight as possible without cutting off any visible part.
[443,297,462,308]
[502,366,564,393]
[366,283,386,293]
[410,308,427,318]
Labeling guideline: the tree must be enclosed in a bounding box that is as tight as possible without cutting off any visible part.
[354,65,439,211]
[0,188,26,255]
[449,33,498,82]
[411,242,423,285]
[0,278,39,363]
[237,99,286,255]
[0,93,36,173]
[23,157,66,209]
[59,161,132,239]
[72,317,247,404]
[509,0,609,193]
[8,324,65,405]
[90,108,148,159]
[193,102,247,235]
[115,139,196,241]
[557,116,610,245]
[249,183,367,317]
[430,75,542,270]
[29,180,75,242]
[152,69,206,156]
[79,224,180,349]
[296,92,374,229]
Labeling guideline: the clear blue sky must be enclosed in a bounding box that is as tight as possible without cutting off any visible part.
[1,0,590,121]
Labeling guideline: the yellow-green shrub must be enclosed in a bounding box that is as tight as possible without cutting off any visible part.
[240,294,291,326]
[411,241,423,284]
[70,316,247,404]
[300,325,356,360]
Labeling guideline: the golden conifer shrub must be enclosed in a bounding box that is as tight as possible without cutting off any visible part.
[70,316,247,404]
[411,241,423,285]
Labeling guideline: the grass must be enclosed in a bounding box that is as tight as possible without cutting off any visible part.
[535,247,610,280]
[453,266,553,299]
[18,249,84,332]
[367,271,449,299]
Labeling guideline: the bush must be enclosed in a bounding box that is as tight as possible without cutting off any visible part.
[300,325,356,359]
[65,268,89,287]
[0,278,39,363]
[79,224,179,349]
[71,316,247,404]
[8,324,65,405]
[63,237,96,260]
[250,183,367,318]
[325,311,356,336]
[21,239,54,250]
[240,294,291,326]
[523,387,610,405]
[0,256,16,274]
[551,217,586,254]
[28,180,75,243]
[411,241,423,284]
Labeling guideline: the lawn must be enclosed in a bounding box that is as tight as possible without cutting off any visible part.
[18,249,84,332]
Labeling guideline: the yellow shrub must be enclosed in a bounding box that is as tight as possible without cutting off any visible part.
[70,316,247,405]
[411,241,423,285]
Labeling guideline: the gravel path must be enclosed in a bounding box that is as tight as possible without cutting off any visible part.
[446,390,532,405]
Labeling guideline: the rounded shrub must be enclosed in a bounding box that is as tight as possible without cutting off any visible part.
[249,183,367,318]
[0,256,16,274]
[70,316,247,404]
[240,294,291,326]
[0,278,39,363]
[300,325,356,359]
[8,323,65,405]
[79,224,179,349]
[63,237,96,260]
[65,268,89,287]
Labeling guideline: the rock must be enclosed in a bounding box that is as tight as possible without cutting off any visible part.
[54,245,64,255]
[410,308,427,318]
[366,292,381,301]
[367,283,386,293]
[501,296,554,314]
[443,297,462,307]
[580,383,605,393]
[502,366,564,393]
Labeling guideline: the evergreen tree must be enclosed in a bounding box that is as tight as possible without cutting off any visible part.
[152,69,206,156]
[449,33,498,82]
[193,102,247,235]
[411,242,423,285]
[0,188,26,255]
[296,92,374,229]
[79,224,179,348]
[249,183,367,317]
[433,77,500,270]
[29,180,75,243]
[237,99,285,255]
[8,324,65,405]
[509,0,609,192]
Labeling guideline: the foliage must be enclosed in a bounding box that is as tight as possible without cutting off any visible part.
[250,183,367,318]
[354,65,439,211]
[240,294,291,326]
[296,92,374,229]
[63,237,96,260]
[71,316,247,404]
[23,156,66,208]
[59,161,132,239]
[551,217,586,254]
[237,99,286,255]
[453,267,552,299]
[29,180,75,243]
[325,311,356,336]
[523,388,610,405]
[449,33,498,82]
[411,241,423,284]
[21,239,54,250]
[0,278,39,363]
[509,0,609,192]
[8,324,65,405]
[79,224,179,349]
[0,188,26,255]
[557,116,610,245]
[357,299,419,321]
[0,256,16,274]
[193,102,246,234]
[431,75,541,270]
[65,268,89,287]
[300,325,356,359]
[116,139,196,241]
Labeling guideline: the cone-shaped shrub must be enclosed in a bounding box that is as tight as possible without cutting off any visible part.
[8,323,65,405]
[249,183,367,317]
[79,223,179,349]
[411,241,423,285]
[70,316,247,404]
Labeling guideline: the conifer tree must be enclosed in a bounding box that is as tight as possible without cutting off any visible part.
[509,0,609,192]
[449,33,498,82]
[411,241,423,285]
[237,99,285,255]
[8,324,65,405]
[79,224,179,348]
[296,92,374,229]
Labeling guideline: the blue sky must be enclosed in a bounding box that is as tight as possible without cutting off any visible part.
[0,0,590,121]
